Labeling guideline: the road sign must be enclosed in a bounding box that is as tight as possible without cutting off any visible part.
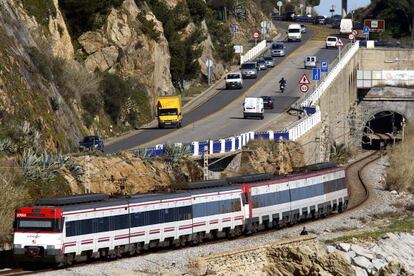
[231,24,238,33]
[205,59,213,67]
[233,45,243,54]
[364,19,385,32]
[253,32,260,39]
[312,68,321,81]
[299,74,310,85]
[363,26,370,34]
[277,1,283,7]
[321,61,328,73]
[352,30,358,36]
[300,84,309,93]
[336,38,344,47]
[348,33,355,40]
[306,7,312,14]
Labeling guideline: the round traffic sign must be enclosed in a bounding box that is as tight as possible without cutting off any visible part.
[277,1,283,7]
[205,59,213,67]
[300,84,309,93]
[352,30,357,36]
[348,34,355,40]
[253,32,259,39]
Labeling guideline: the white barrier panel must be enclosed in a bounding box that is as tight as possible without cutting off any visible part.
[231,137,236,151]
[301,41,360,107]
[209,140,214,154]
[220,139,225,153]
[268,130,274,140]
[192,141,199,156]
[155,144,163,149]
[288,106,322,141]
[236,135,242,150]
[249,131,255,141]
[240,40,267,64]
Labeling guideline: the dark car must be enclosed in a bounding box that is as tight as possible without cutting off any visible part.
[263,56,275,67]
[261,96,274,109]
[256,57,267,70]
[79,135,104,152]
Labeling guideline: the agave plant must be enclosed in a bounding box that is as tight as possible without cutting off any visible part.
[19,148,68,181]
[0,138,17,154]
[162,143,190,167]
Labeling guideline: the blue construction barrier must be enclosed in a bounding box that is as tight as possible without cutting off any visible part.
[254,132,270,140]
[274,131,289,140]
[303,106,317,114]
[225,138,232,151]
[199,141,208,154]
[213,140,221,153]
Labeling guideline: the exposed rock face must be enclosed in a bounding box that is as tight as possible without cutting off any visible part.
[62,151,203,194]
[78,0,175,103]
[48,0,74,60]
[198,20,225,81]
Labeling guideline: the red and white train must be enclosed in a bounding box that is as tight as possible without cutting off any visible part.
[13,162,348,265]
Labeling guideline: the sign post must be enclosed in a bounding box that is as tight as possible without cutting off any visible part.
[312,68,321,88]
[206,59,213,86]
[321,60,328,73]
[253,31,259,45]
[277,1,283,15]
[363,26,370,43]
[336,38,344,60]
[299,73,310,94]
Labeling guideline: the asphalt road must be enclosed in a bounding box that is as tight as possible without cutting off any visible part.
[105,24,343,153]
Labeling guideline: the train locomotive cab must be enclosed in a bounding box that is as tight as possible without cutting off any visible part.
[13,207,64,264]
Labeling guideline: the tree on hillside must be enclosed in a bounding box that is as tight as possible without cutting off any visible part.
[381,0,414,44]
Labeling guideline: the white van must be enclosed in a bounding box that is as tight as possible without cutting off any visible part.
[287,24,302,42]
[340,19,353,34]
[243,97,264,119]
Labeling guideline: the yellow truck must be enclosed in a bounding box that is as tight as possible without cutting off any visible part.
[156,95,182,128]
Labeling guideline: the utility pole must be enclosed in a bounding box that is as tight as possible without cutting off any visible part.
[203,145,209,180]
[401,117,406,143]
[319,115,330,162]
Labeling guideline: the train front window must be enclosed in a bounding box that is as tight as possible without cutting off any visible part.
[16,219,61,232]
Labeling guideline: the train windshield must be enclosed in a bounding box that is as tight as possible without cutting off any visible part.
[15,218,62,232]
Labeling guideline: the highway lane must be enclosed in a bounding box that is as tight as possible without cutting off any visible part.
[139,37,341,148]
[104,26,313,153]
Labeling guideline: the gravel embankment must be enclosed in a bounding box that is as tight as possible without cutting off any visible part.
[37,156,411,276]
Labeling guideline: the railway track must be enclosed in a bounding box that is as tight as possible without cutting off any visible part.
[2,149,383,275]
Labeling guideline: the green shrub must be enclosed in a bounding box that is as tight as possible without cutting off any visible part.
[59,0,124,38]
[21,0,56,26]
[205,9,234,63]
[81,93,102,117]
[187,0,208,24]
[137,12,160,42]
[100,73,151,125]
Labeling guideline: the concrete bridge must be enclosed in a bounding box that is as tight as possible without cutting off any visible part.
[296,47,414,164]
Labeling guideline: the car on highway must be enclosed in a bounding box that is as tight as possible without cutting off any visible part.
[300,24,306,33]
[271,42,285,57]
[256,57,267,70]
[225,72,243,89]
[79,135,104,152]
[261,96,274,109]
[304,55,317,69]
[243,97,264,119]
[325,36,338,48]
[287,23,302,42]
[263,56,275,67]
[240,62,258,79]
[316,16,326,25]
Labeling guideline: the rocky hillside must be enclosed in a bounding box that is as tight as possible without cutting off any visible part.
[0,0,274,153]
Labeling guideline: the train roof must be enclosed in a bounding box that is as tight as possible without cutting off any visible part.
[35,193,109,206]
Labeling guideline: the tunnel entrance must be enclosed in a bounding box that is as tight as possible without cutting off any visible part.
[362,111,405,149]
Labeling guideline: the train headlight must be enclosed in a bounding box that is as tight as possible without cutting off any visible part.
[14,244,22,249]
[47,245,55,249]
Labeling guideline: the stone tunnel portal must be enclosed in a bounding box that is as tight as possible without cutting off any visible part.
[362,111,405,149]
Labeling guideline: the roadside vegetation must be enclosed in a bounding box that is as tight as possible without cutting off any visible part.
[324,216,414,244]
[385,124,414,193]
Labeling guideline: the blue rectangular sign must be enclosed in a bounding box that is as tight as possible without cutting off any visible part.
[321,60,328,72]
[312,68,321,80]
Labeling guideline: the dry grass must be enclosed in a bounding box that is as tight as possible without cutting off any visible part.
[385,123,414,193]
[0,165,28,244]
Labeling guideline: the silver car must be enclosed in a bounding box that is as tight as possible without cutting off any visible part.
[271,42,285,57]
[256,57,267,70]
[264,56,275,67]
[240,62,258,79]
